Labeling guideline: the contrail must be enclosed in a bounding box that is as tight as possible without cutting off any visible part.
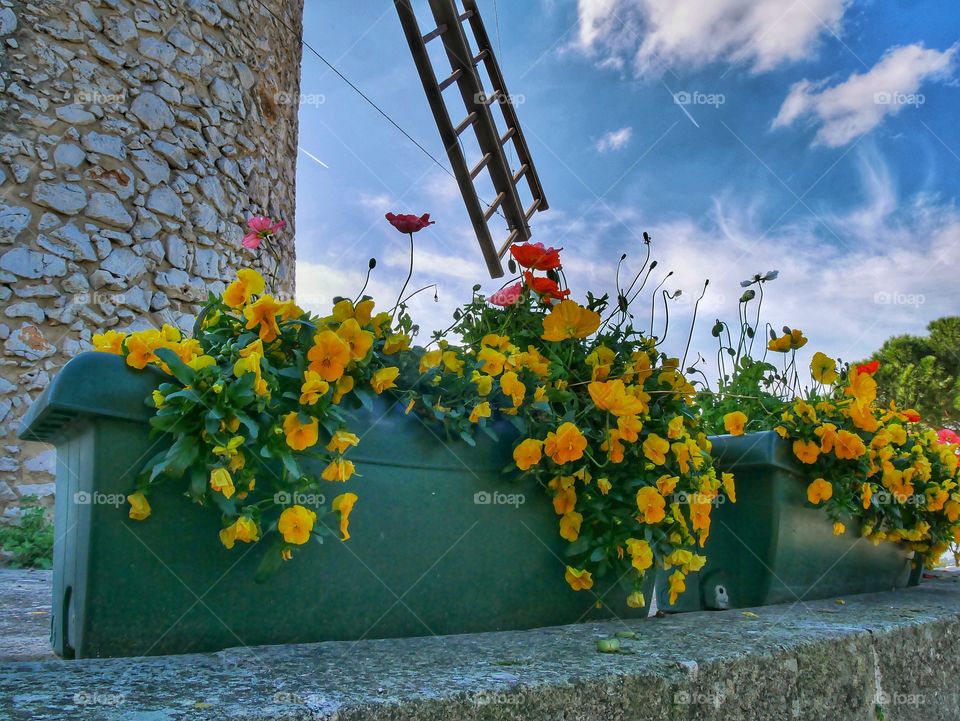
[298,146,330,168]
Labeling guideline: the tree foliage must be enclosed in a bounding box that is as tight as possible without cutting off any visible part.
[858,317,960,430]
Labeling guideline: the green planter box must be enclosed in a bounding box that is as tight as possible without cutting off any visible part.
[21,353,651,659]
[658,431,920,612]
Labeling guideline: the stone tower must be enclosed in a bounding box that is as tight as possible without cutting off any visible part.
[0,0,304,518]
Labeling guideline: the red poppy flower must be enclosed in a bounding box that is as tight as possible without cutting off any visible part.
[856,360,880,375]
[385,212,435,234]
[510,242,561,270]
[523,271,569,300]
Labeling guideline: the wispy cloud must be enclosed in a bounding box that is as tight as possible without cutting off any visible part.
[595,126,633,153]
[773,43,957,147]
[575,0,850,75]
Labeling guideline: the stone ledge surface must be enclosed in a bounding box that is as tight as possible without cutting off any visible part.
[1,569,959,721]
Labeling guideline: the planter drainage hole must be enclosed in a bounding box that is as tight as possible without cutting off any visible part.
[711,584,730,610]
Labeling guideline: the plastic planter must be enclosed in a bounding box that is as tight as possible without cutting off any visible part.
[658,431,919,612]
[21,352,652,658]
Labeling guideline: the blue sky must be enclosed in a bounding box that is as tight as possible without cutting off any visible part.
[291,0,959,369]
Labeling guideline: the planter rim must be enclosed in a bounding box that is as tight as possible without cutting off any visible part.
[19,352,515,472]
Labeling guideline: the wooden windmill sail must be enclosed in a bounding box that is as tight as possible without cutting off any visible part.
[394,0,548,278]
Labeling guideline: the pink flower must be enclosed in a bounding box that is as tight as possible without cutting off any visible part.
[489,282,522,307]
[385,212,435,234]
[242,216,286,249]
[937,428,960,446]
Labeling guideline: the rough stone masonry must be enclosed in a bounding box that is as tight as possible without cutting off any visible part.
[0,0,305,520]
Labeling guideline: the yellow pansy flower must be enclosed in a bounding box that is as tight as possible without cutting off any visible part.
[321,457,356,482]
[92,330,126,354]
[642,433,669,465]
[127,491,151,521]
[332,375,355,404]
[513,438,544,471]
[219,516,260,549]
[668,570,686,605]
[559,511,582,541]
[209,467,235,499]
[307,330,351,382]
[723,411,747,436]
[278,505,316,545]
[544,422,588,464]
[564,565,593,591]
[371,366,400,394]
[806,478,833,504]
[332,492,358,541]
[469,401,492,423]
[336,318,374,361]
[299,371,330,405]
[793,439,820,464]
[326,430,360,454]
[383,333,411,354]
[223,268,265,308]
[635,487,666,524]
[282,413,319,451]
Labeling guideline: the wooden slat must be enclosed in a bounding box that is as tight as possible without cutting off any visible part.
[470,152,491,179]
[453,111,477,135]
[512,163,527,183]
[483,191,505,221]
[437,68,462,91]
[500,127,516,144]
[422,24,446,43]
[523,197,541,221]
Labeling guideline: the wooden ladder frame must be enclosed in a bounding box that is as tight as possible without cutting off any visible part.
[394,0,548,278]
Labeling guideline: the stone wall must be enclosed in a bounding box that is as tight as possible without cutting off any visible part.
[0,0,304,520]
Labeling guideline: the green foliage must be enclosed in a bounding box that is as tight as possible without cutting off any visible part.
[0,498,54,569]
[858,317,960,430]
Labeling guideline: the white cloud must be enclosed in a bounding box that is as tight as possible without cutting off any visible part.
[595,126,633,153]
[535,150,960,376]
[773,43,957,147]
[575,0,850,75]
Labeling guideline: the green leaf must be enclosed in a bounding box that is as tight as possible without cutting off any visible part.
[189,466,207,500]
[154,347,196,386]
[280,452,301,480]
[165,435,199,478]
[353,386,375,412]
[565,537,590,556]
[254,538,286,583]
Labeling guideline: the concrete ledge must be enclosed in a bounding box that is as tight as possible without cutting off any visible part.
[1,570,959,720]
